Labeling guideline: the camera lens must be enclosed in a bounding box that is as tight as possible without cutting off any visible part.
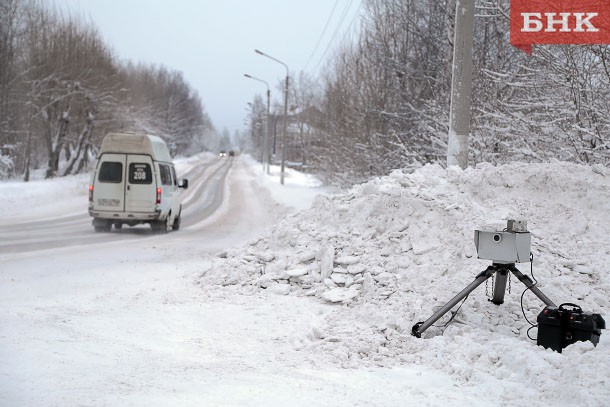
[493,233,502,243]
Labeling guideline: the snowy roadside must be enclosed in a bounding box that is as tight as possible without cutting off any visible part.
[201,160,610,406]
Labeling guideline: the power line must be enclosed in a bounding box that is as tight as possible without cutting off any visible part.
[303,0,340,71]
[316,0,354,63]
[338,1,362,50]
[311,0,362,75]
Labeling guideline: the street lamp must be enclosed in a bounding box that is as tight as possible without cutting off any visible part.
[255,49,289,185]
[244,74,271,174]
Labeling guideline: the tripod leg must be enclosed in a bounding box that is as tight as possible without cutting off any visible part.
[491,268,509,305]
[509,266,556,307]
[412,266,496,337]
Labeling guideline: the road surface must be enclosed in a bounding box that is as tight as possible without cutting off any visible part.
[0,155,246,254]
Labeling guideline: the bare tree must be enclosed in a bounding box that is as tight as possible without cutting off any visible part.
[0,0,215,180]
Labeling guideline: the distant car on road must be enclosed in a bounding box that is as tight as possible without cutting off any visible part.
[219,150,227,157]
[228,150,235,156]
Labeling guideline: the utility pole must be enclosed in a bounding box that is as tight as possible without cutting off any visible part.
[255,49,289,185]
[281,75,288,184]
[447,0,475,169]
[265,87,270,174]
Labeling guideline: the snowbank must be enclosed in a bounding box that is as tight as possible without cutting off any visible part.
[200,161,610,405]
[0,173,89,219]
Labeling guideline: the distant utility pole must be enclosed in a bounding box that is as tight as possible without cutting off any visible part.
[255,49,289,185]
[447,0,475,169]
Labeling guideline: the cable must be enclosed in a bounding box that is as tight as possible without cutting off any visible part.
[336,1,363,48]
[526,324,537,341]
[303,0,340,71]
[433,294,469,334]
[520,252,538,340]
[311,0,361,74]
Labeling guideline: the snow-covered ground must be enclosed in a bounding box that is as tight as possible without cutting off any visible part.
[1,155,609,406]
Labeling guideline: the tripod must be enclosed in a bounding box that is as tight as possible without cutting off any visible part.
[411,262,556,338]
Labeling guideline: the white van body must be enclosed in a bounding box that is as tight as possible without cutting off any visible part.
[88,133,188,232]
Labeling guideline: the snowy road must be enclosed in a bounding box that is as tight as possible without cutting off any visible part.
[0,155,486,406]
[0,155,232,254]
[0,155,313,406]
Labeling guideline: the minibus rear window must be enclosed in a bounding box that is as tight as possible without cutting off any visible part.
[129,163,152,184]
[159,164,172,186]
[98,162,123,183]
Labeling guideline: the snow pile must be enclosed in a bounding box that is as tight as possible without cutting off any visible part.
[0,173,89,218]
[200,161,610,404]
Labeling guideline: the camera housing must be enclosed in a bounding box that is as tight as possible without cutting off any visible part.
[474,220,531,264]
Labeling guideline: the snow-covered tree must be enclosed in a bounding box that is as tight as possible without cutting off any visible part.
[0,0,215,180]
[313,0,608,185]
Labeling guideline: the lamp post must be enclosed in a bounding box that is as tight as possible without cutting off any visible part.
[244,74,270,174]
[255,49,289,185]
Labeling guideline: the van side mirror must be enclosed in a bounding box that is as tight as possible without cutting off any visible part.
[179,179,189,189]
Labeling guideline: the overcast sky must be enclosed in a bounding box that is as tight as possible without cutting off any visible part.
[54,0,363,135]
